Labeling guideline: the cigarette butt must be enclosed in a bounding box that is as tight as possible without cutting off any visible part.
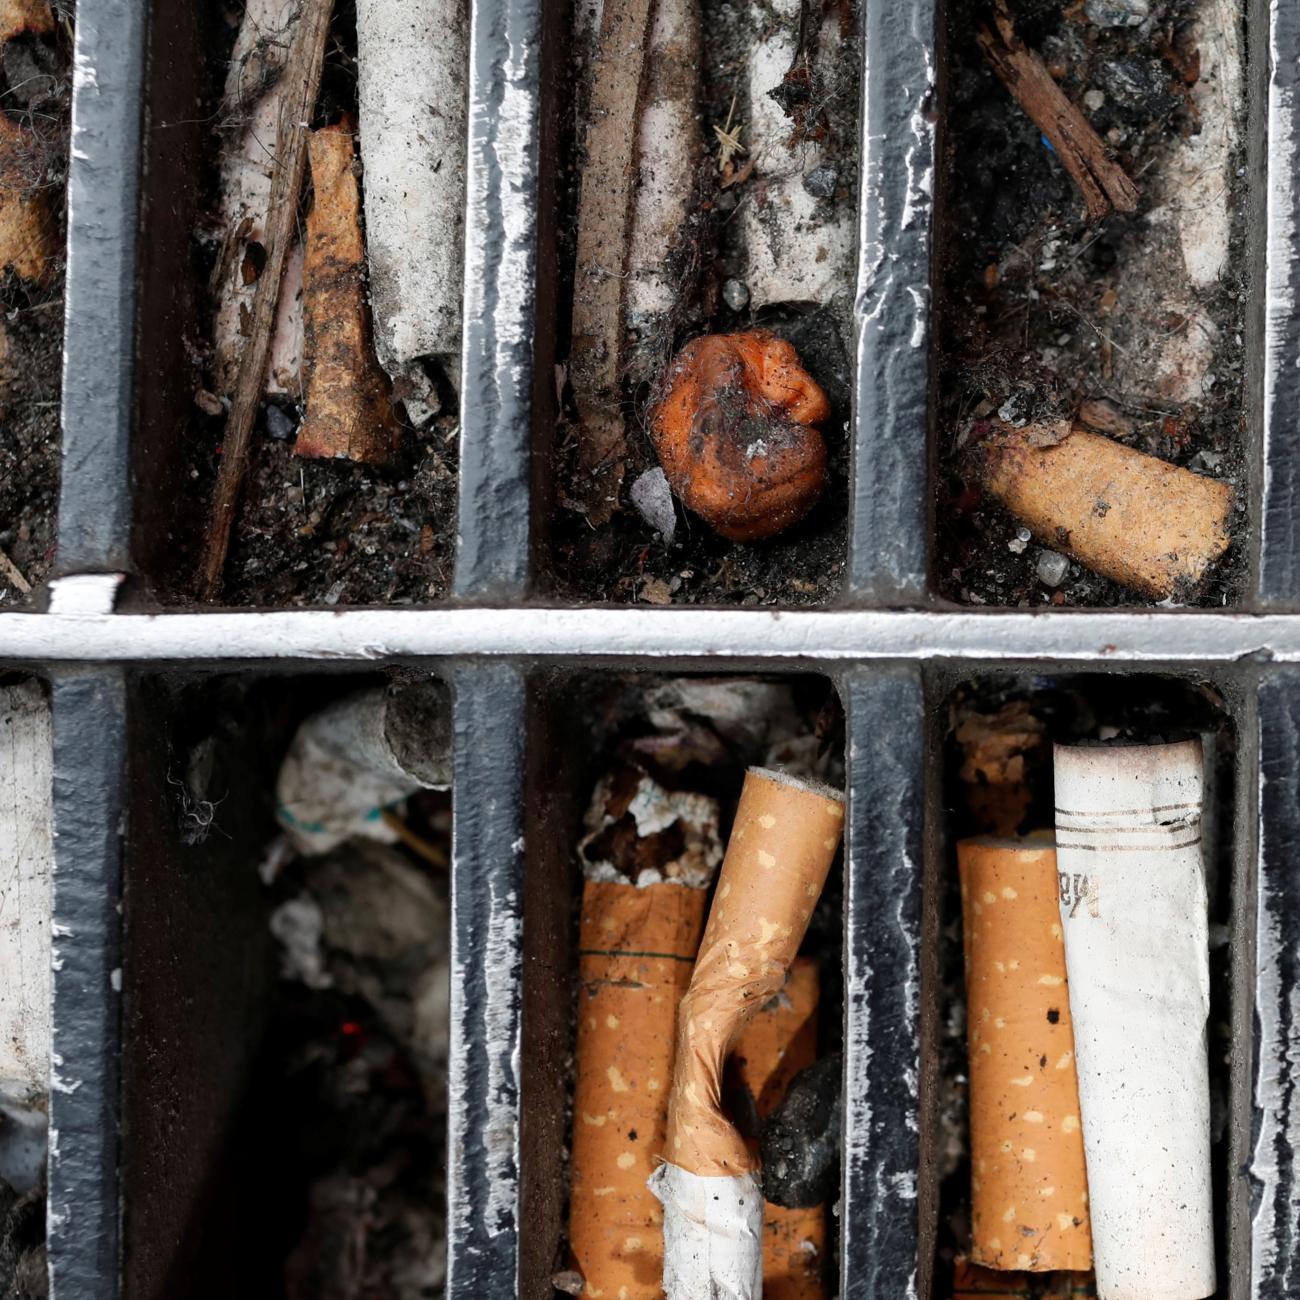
[1053,742,1214,1300]
[953,1257,1095,1298]
[569,878,709,1299]
[649,768,843,1300]
[0,0,54,41]
[293,124,402,463]
[973,420,1231,600]
[958,838,1091,1273]
[0,116,56,284]
[731,958,825,1299]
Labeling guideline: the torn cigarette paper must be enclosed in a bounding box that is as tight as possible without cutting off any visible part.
[1054,741,1214,1300]
[649,767,844,1299]
[355,0,466,387]
[958,837,1091,1272]
[739,0,853,310]
[0,682,51,1111]
[276,684,452,855]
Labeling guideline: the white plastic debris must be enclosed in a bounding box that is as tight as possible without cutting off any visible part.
[739,0,853,309]
[647,1164,763,1300]
[1054,741,1215,1300]
[276,684,452,855]
[0,681,51,1113]
[630,466,678,542]
[355,0,467,390]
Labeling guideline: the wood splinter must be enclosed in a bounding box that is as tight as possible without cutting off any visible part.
[292,123,401,463]
[978,1,1138,222]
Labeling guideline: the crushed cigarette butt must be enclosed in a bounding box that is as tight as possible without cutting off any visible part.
[293,124,402,463]
[652,332,830,541]
[649,768,843,1299]
[972,419,1232,600]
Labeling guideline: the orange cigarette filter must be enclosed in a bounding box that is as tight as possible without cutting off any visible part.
[569,879,708,1299]
[958,838,1091,1273]
[731,957,825,1300]
[294,124,401,463]
[665,768,844,1177]
[954,1258,1095,1298]
[974,420,1231,600]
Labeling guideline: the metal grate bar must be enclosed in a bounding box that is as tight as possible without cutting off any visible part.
[1250,671,1300,1297]
[56,0,145,575]
[841,668,931,1297]
[9,605,1300,665]
[446,665,528,1296]
[848,0,937,605]
[48,670,127,1300]
[452,0,545,599]
[1256,0,1300,608]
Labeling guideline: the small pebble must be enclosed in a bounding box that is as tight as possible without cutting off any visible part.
[1037,549,1070,587]
[629,466,678,543]
[722,278,751,311]
[266,404,297,441]
[802,163,838,199]
[1083,88,1106,112]
[1008,527,1031,555]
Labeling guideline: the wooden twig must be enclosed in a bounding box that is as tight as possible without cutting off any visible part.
[198,0,334,601]
[569,0,655,524]
[0,547,30,594]
[978,1,1138,223]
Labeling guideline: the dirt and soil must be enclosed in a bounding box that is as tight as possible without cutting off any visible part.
[552,0,860,605]
[0,7,70,609]
[936,0,1247,608]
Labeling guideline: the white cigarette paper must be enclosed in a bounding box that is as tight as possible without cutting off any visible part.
[0,681,51,1113]
[355,0,467,389]
[647,1164,763,1300]
[740,0,852,310]
[1053,741,1215,1300]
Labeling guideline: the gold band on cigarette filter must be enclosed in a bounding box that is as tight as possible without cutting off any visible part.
[959,838,1092,1273]
[569,879,708,1298]
[974,420,1231,600]
[731,957,825,1299]
[665,768,844,1177]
